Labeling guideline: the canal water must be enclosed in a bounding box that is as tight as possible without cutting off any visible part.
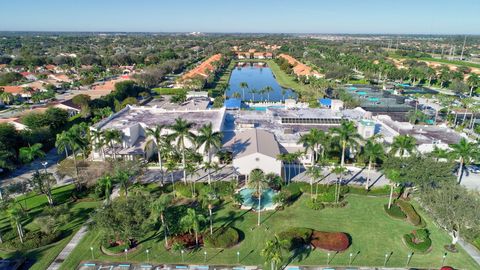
[227,62,297,102]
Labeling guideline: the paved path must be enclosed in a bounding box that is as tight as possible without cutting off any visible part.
[458,237,480,266]
[46,186,120,270]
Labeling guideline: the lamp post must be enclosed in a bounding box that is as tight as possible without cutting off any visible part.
[384,253,389,267]
[442,253,447,266]
[406,253,412,267]
[124,248,128,261]
[90,246,94,260]
[41,161,48,174]
[181,250,185,263]
[203,251,207,263]
[327,252,330,265]
[349,252,353,265]
[146,249,150,263]
[236,251,240,264]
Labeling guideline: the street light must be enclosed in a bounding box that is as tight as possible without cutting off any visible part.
[236,251,240,264]
[90,246,94,260]
[41,161,48,174]
[181,250,185,262]
[124,248,128,261]
[349,252,353,265]
[384,253,389,266]
[327,252,330,265]
[406,253,412,267]
[203,251,207,263]
[146,249,150,263]
[442,253,447,266]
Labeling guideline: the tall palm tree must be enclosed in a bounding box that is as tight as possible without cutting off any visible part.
[249,89,257,102]
[431,146,450,161]
[390,135,416,157]
[449,138,478,183]
[385,169,401,209]
[98,175,113,204]
[90,129,105,160]
[180,208,206,247]
[103,129,123,160]
[331,166,347,204]
[145,125,167,183]
[306,165,323,200]
[264,86,273,101]
[362,140,385,190]
[467,73,479,96]
[196,123,223,185]
[55,131,71,159]
[165,158,178,196]
[298,128,328,164]
[115,170,130,197]
[247,169,269,226]
[232,92,241,99]
[239,82,249,100]
[330,121,361,167]
[276,153,289,184]
[8,206,25,243]
[151,194,173,248]
[261,234,287,270]
[169,118,196,184]
[19,143,45,164]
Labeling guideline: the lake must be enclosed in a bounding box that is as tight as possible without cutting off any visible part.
[227,62,296,102]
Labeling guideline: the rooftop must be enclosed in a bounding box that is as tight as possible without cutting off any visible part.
[223,128,280,159]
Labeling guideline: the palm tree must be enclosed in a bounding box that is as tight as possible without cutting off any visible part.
[103,129,122,160]
[169,118,196,184]
[239,82,249,100]
[19,143,45,164]
[330,121,361,167]
[196,123,223,185]
[281,88,287,102]
[98,175,113,204]
[467,73,479,96]
[276,153,289,184]
[164,158,177,196]
[449,138,478,183]
[261,234,287,270]
[264,86,273,101]
[385,169,401,209]
[232,92,241,99]
[306,165,323,200]
[115,170,130,197]
[90,129,105,160]
[151,194,173,248]
[247,169,269,226]
[55,131,71,159]
[249,89,257,102]
[0,91,14,105]
[362,140,385,190]
[390,135,416,157]
[431,146,450,161]
[145,125,167,183]
[180,208,206,247]
[298,128,328,164]
[8,206,25,243]
[331,166,347,204]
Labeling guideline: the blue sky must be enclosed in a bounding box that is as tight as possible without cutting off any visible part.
[2,0,479,34]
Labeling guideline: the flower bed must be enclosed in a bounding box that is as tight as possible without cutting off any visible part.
[396,200,422,226]
[384,204,407,219]
[278,227,314,250]
[167,233,202,250]
[311,231,350,252]
[203,227,240,248]
[403,229,432,253]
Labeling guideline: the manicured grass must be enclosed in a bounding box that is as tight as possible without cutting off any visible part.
[0,184,100,268]
[152,88,187,96]
[266,60,308,94]
[60,194,478,269]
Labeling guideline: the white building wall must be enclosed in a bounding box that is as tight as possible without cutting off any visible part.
[233,153,282,176]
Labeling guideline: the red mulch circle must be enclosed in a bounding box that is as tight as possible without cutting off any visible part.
[440,267,454,270]
[310,231,350,252]
[167,233,203,250]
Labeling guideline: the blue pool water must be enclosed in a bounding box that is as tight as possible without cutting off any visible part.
[239,188,277,210]
[348,86,357,91]
[357,91,367,95]
[251,105,285,111]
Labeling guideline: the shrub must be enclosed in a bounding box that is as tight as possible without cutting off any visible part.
[384,204,407,219]
[316,190,336,203]
[284,182,310,196]
[1,231,61,251]
[397,200,421,226]
[175,183,194,198]
[203,227,240,248]
[278,227,313,250]
[311,231,350,251]
[152,88,187,95]
[213,181,235,198]
[273,190,291,207]
[348,185,393,196]
[403,229,432,253]
[305,199,324,210]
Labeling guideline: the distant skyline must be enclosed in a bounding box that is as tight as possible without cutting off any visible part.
[2,0,479,34]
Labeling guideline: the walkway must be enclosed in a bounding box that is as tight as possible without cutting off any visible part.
[458,237,480,266]
[46,186,120,270]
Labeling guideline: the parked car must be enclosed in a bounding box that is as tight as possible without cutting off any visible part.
[468,165,480,174]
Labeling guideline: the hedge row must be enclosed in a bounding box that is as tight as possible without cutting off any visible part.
[0,230,61,251]
[204,227,240,248]
[397,200,422,226]
[384,204,407,219]
[152,88,187,95]
[277,227,314,250]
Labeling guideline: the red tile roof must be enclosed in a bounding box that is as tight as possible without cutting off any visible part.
[278,54,322,78]
[0,85,24,94]
[182,54,222,80]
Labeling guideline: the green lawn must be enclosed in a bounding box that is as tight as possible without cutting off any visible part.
[0,184,100,269]
[390,54,480,69]
[266,60,309,94]
[59,194,478,269]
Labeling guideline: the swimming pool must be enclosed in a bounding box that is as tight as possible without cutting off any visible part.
[239,188,277,210]
[251,105,285,111]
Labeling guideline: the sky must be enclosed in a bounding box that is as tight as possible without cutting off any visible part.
[1,0,479,34]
